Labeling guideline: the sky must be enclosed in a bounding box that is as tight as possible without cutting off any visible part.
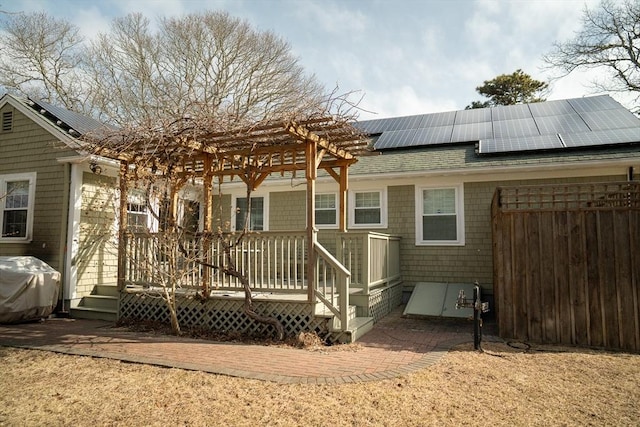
[10,0,630,120]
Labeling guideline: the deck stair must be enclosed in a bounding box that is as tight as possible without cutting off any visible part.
[315,301,374,343]
[70,285,118,322]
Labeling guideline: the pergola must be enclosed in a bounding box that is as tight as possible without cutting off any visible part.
[90,115,369,300]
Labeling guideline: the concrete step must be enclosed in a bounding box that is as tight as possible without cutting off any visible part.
[330,316,375,343]
[70,306,117,322]
[315,303,357,320]
[70,285,119,322]
[80,295,118,311]
[92,285,119,298]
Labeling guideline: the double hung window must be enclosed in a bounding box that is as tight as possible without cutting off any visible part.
[349,190,386,228]
[416,185,464,245]
[0,173,36,241]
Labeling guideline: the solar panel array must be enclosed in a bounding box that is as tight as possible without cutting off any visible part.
[31,98,111,135]
[355,95,640,155]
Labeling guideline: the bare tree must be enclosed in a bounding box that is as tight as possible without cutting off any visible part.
[543,0,640,111]
[0,12,88,112]
[0,10,328,126]
[85,11,326,126]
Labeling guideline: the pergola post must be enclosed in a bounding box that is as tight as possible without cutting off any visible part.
[339,165,348,232]
[201,155,213,297]
[117,161,129,292]
[306,139,317,303]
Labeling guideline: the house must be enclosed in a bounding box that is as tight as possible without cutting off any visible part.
[0,94,120,320]
[209,94,640,347]
[2,92,639,348]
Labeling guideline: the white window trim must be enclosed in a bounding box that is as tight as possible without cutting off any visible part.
[348,188,387,229]
[231,194,269,231]
[315,192,338,229]
[0,172,37,243]
[415,184,465,246]
[126,189,150,232]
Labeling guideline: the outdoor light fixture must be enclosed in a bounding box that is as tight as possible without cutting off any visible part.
[89,162,102,175]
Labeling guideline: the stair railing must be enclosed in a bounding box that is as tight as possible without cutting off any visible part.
[314,241,350,332]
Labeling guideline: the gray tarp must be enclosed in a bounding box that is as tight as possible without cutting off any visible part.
[0,256,60,323]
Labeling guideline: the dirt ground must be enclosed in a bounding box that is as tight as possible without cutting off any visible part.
[1,340,638,426]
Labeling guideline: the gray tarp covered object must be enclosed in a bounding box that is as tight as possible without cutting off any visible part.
[0,256,60,323]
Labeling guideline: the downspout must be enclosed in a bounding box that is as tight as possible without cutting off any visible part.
[628,166,634,181]
[58,162,71,313]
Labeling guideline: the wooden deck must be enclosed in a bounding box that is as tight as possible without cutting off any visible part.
[121,230,402,336]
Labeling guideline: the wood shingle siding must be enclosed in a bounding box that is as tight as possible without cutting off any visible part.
[0,104,76,274]
[76,172,118,293]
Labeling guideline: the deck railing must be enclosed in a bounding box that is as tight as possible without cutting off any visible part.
[314,241,350,331]
[337,231,401,293]
[122,230,400,331]
[210,231,307,292]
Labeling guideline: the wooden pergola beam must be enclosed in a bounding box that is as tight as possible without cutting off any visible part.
[285,122,353,161]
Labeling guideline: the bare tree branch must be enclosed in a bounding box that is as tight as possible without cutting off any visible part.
[543,0,640,110]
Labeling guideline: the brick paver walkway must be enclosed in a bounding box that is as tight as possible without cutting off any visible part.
[0,307,490,384]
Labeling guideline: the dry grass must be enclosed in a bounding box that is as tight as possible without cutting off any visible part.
[1,341,638,426]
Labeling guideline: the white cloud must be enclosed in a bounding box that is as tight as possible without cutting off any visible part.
[8,0,633,117]
[74,7,112,40]
[359,85,458,120]
[290,0,369,37]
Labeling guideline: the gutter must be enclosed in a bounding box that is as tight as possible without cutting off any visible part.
[217,157,640,189]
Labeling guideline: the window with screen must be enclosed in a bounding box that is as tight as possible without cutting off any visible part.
[416,185,464,245]
[1,173,36,241]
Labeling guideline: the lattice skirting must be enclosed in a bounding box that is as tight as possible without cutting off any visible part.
[119,293,329,338]
[367,282,403,322]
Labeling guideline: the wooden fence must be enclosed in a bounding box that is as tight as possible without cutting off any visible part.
[492,182,640,352]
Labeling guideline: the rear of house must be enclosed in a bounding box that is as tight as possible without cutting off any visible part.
[2,93,639,349]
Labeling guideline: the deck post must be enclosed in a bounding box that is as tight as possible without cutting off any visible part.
[117,161,129,292]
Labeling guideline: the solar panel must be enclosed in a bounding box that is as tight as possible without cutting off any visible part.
[355,117,396,134]
[479,134,563,154]
[412,125,454,145]
[529,99,577,117]
[450,121,493,142]
[568,95,621,112]
[561,128,640,148]
[491,103,532,121]
[356,113,433,134]
[492,117,540,139]
[373,129,417,149]
[372,125,457,150]
[580,109,640,131]
[420,111,456,127]
[534,113,590,135]
[453,108,491,125]
[31,98,111,135]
